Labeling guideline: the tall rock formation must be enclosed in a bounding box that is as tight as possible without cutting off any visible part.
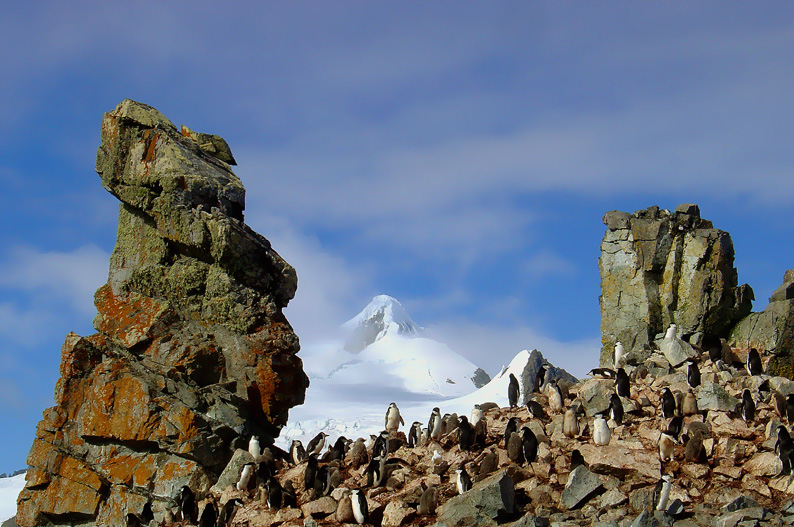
[17,100,308,526]
[598,204,753,367]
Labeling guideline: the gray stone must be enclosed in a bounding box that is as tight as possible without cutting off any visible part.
[697,382,740,412]
[301,496,338,518]
[660,338,699,368]
[722,496,761,514]
[436,470,515,526]
[675,203,701,216]
[580,378,614,417]
[519,349,578,405]
[561,465,603,510]
[599,205,752,367]
[631,510,661,527]
[210,448,255,493]
[505,514,551,527]
[712,508,765,527]
[472,367,492,389]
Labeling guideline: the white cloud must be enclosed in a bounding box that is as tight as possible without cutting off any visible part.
[0,245,109,317]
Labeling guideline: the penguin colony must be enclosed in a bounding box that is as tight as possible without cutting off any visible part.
[124,336,794,526]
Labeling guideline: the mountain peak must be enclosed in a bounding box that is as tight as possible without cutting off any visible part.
[342,295,419,352]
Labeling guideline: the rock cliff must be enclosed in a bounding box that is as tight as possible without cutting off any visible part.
[16,100,308,526]
[599,204,753,367]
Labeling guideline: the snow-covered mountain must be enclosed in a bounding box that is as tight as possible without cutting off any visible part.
[300,295,488,398]
[0,473,25,522]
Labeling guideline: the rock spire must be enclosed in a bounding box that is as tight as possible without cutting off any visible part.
[17,100,308,526]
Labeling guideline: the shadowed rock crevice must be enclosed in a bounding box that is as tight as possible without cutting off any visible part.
[17,100,308,527]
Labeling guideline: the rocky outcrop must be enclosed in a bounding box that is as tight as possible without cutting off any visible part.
[16,100,308,526]
[599,204,753,366]
[520,350,578,406]
[730,269,794,377]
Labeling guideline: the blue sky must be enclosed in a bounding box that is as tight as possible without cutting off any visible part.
[1,3,794,473]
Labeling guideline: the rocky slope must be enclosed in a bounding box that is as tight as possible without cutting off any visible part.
[16,100,308,526]
[157,341,794,527]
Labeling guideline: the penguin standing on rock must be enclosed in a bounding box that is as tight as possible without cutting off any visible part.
[608,393,624,425]
[682,390,698,416]
[658,432,677,462]
[747,348,763,376]
[307,432,328,455]
[787,394,794,424]
[385,402,404,432]
[665,324,677,341]
[652,475,674,511]
[773,392,787,420]
[408,422,422,448]
[458,415,474,451]
[507,432,524,463]
[351,438,368,469]
[776,425,794,475]
[563,408,579,438]
[527,399,547,420]
[614,342,625,368]
[429,407,443,440]
[687,361,701,389]
[351,489,369,525]
[177,485,198,524]
[303,453,319,491]
[218,498,243,527]
[547,380,564,414]
[456,465,472,494]
[236,462,255,492]
[534,365,547,393]
[661,388,677,419]
[521,426,538,464]
[593,416,611,446]
[615,368,630,398]
[290,440,306,465]
[197,501,217,527]
[740,389,756,423]
[249,435,261,461]
[504,417,519,449]
[267,477,283,510]
[508,374,520,408]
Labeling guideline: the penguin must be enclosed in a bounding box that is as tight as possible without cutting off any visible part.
[685,430,705,463]
[218,498,243,527]
[236,462,255,492]
[330,436,347,461]
[418,485,439,515]
[665,323,677,341]
[526,399,547,420]
[504,417,519,448]
[588,368,616,379]
[747,348,763,376]
[593,416,611,446]
[687,361,701,389]
[266,476,282,509]
[773,391,787,419]
[470,404,484,428]
[478,448,498,481]
[614,341,625,369]
[290,439,307,465]
[776,425,794,475]
[740,389,756,423]
[652,474,674,512]
[125,514,141,527]
[563,407,580,438]
[615,368,630,398]
[633,364,648,380]
[547,380,564,414]
[303,453,318,491]
[661,388,677,419]
[260,447,277,475]
[163,510,175,526]
[521,426,538,464]
[658,431,677,462]
[372,431,388,459]
[177,485,198,524]
[682,390,698,416]
[336,490,355,523]
[249,435,262,461]
[350,489,369,525]
[313,465,329,498]
[608,393,624,425]
[327,466,342,495]
[282,479,297,509]
[507,431,524,463]
[786,394,794,424]
[508,373,520,408]
[351,438,368,468]
[307,432,328,455]
[666,416,684,440]
[455,465,472,494]
[385,402,405,432]
[432,449,443,466]
[458,415,474,452]
[198,501,217,527]
[429,407,443,440]
[408,422,422,448]
[256,460,271,488]
[570,449,586,471]
[534,365,547,393]
[708,343,722,363]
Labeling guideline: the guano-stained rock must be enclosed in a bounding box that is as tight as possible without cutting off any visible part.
[17,100,308,527]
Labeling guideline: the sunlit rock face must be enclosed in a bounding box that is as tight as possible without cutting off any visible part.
[598,204,753,367]
[17,100,308,526]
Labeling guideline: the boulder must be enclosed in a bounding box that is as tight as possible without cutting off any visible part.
[16,100,308,527]
[696,383,739,413]
[599,205,752,366]
[519,349,578,405]
[560,465,603,510]
[579,379,614,417]
[382,501,416,527]
[435,470,515,526]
